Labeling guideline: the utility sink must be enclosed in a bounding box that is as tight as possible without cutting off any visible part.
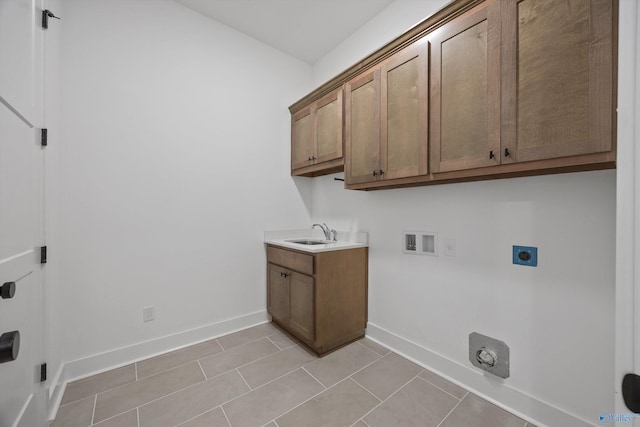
[286,239,330,245]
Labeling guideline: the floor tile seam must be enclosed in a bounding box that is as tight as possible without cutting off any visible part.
[350,370,423,422]
[136,350,225,381]
[96,373,208,424]
[60,376,139,408]
[134,363,138,381]
[136,407,140,427]
[225,363,314,405]
[331,351,383,382]
[238,352,316,389]
[219,333,276,351]
[355,340,390,357]
[94,360,205,403]
[90,394,97,425]
[415,374,465,401]
[300,366,328,389]
[272,376,370,424]
[350,418,371,427]
[174,406,221,427]
[436,391,469,427]
[199,341,285,378]
[266,334,296,351]
[236,368,252,390]
[196,360,206,381]
[220,405,233,427]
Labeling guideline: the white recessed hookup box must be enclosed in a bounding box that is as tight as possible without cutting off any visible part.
[403,231,438,256]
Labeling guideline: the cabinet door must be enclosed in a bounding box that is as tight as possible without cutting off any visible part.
[430,0,501,173]
[267,263,290,324]
[501,0,613,163]
[315,89,343,164]
[288,272,314,342]
[381,39,429,180]
[345,69,381,185]
[291,107,314,170]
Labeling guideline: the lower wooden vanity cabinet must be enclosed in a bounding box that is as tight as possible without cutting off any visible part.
[266,244,368,356]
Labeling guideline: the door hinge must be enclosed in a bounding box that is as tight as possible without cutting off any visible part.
[42,10,60,29]
[41,128,48,147]
[40,246,47,264]
[40,363,47,382]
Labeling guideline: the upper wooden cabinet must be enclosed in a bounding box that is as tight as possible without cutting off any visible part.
[430,0,501,173]
[345,40,429,186]
[501,0,614,164]
[290,0,616,190]
[291,88,343,177]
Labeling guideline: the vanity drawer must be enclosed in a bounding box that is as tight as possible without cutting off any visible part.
[267,245,314,275]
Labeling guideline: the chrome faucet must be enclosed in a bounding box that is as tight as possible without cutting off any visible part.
[312,223,336,241]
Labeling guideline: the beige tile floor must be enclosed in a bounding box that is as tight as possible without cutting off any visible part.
[51,323,536,427]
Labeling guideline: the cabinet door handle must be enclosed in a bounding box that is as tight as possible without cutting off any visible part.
[283,273,289,278]
[372,170,377,177]
[489,150,496,160]
[378,169,384,176]
[504,148,511,158]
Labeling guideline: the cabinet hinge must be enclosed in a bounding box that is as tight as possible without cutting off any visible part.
[41,128,48,147]
[40,363,47,382]
[40,246,47,264]
[42,10,61,29]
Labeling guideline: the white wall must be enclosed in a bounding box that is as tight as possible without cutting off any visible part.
[309,1,616,425]
[57,0,313,362]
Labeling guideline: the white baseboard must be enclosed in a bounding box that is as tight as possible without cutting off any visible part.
[48,310,268,421]
[366,322,595,427]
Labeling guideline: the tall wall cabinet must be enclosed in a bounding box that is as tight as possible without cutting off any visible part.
[289,0,617,190]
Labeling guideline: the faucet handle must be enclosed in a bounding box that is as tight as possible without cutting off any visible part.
[330,229,337,242]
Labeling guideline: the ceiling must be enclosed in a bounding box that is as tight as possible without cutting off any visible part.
[174,0,395,64]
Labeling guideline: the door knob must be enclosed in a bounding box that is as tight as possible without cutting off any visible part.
[0,331,20,363]
[1,282,16,299]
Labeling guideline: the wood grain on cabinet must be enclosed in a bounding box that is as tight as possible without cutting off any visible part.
[501,0,614,163]
[291,88,344,177]
[345,40,428,187]
[266,244,368,356]
[430,0,501,173]
[290,0,616,190]
[381,39,429,180]
[345,70,381,185]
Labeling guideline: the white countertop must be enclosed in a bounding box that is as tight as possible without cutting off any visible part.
[264,229,368,253]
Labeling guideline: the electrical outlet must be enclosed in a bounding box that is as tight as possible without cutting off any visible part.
[143,306,154,322]
[444,238,456,257]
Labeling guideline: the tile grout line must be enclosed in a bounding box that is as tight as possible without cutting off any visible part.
[90,394,97,425]
[436,391,469,427]
[196,360,207,380]
[236,368,252,390]
[301,366,328,389]
[350,370,424,422]
[175,406,221,426]
[355,339,391,357]
[220,405,233,427]
[273,376,372,424]
[415,374,465,401]
[134,363,138,381]
[136,407,140,427]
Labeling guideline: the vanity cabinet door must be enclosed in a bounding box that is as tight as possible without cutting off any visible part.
[267,263,290,325]
[430,0,501,173]
[501,0,614,163]
[288,272,315,342]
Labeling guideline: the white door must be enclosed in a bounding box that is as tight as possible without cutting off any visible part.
[0,0,47,426]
